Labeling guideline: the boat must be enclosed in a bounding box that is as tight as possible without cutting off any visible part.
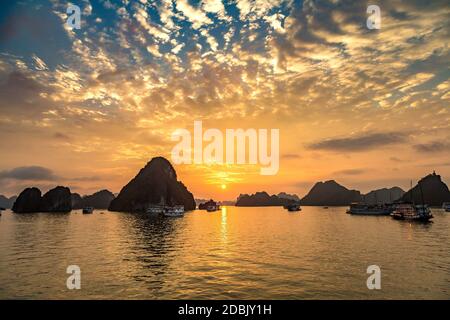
[391,180,433,222]
[146,205,165,215]
[206,204,219,212]
[442,202,450,212]
[323,206,329,209]
[285,203,301,212]
[82,207,94,214]
[391,203,433,222]
[199,200,220,211]
[346,203,391,215]
[164,205,184,217]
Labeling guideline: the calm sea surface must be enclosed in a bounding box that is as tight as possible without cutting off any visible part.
[0,206,449,299]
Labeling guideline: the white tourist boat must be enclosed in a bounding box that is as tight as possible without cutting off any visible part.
[206,204,220,212]
[146,205,165,215]
[442,202,450,212]
[164,205,184,217]
[346,203,391,215]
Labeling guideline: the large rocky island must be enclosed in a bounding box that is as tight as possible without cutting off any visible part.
[301,180,361,206]
[400,171,450,206]
[12,186,72,213]
[109,157,196,212]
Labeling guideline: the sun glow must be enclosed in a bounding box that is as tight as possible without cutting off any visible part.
[221,184,227,190]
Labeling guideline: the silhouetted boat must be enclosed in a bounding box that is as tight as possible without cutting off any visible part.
[442,202,450,212]
[206,204,219,212]
[346,203,391,215]
[284,203,301,212]
[391,203,433,222]
[391,180,433,222]
[82,207,94,214]
[199,199,220,211]
[164,205,184,217]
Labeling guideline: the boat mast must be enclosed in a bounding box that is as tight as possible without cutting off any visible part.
[410,180,413,205]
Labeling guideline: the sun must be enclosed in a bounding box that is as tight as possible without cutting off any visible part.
[221,184,227,190]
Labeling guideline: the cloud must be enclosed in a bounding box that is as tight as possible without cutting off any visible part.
[334,169,366,175]
[413,141,450,153]
[308,132,407,152]
[282,154,301,159]
[69,176,102,182]
[0,166,59,181]
[53,132,71,140]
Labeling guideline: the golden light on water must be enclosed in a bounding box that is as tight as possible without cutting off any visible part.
[221,206,228,243]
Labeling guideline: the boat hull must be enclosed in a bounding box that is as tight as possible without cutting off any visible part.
[347,210,391,216]
[163,205,185,217]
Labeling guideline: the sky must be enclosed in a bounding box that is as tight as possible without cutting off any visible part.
[0,0,449,200]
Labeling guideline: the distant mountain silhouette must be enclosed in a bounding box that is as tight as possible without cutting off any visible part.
[0,195,17,209]
[71,190,115,209]
[277,192,300,202]
[12,186,71,213]
[400,171,450,206]
[236,191,295,207]
[301,180,361,206]
[109,157,196,212]
[195,198,209,206]
[220,200,236,206]
[363,187,404,205]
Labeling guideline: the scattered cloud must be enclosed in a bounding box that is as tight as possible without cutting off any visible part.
[0,166,59,181]
[334,169,366,176]
[308,133,407,152]
[413,141,450,153]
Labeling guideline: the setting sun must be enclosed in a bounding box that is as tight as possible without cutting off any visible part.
[221,184,227,190]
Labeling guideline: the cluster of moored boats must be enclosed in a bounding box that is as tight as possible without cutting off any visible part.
[10,199,448,221]
[346,202,438,222]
